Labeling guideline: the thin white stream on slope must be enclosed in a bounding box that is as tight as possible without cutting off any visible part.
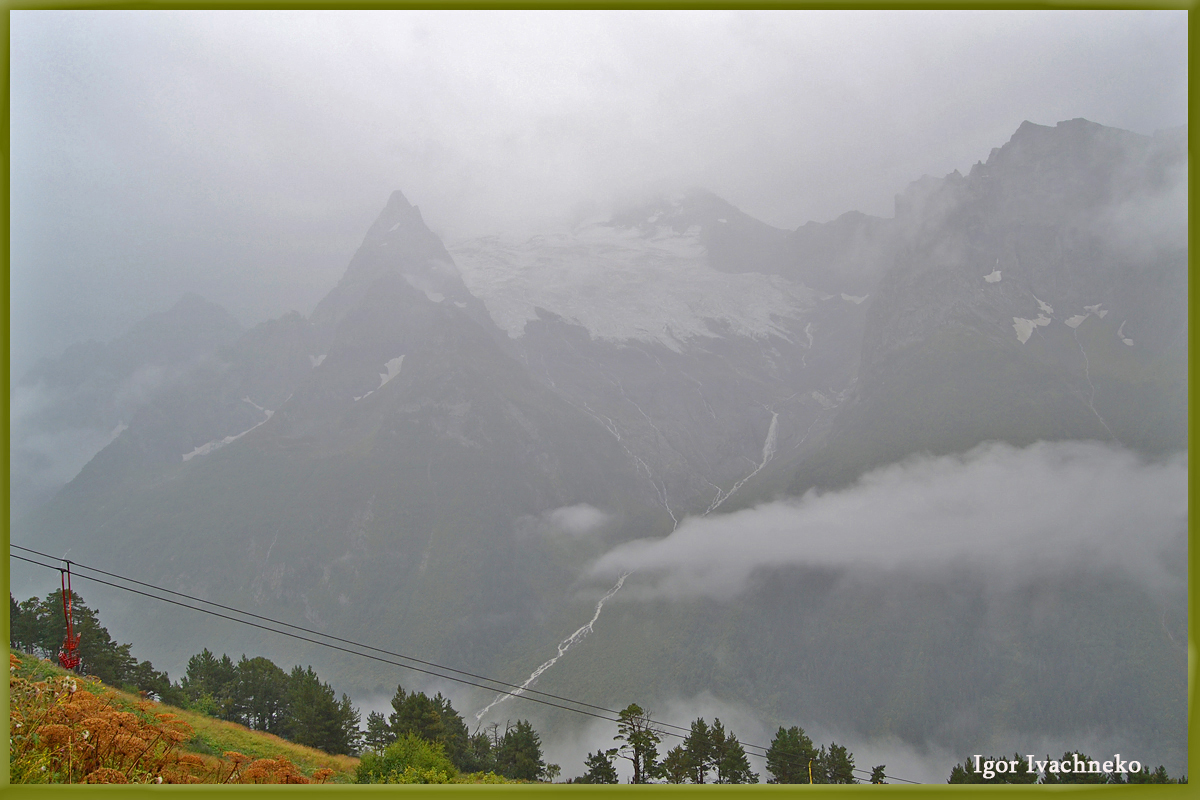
[704,411,778,515]
[474,572,630,722]
[1072,327,1118,442]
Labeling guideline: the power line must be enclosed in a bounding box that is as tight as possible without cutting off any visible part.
[10,545,918,784]
[10,551,617,724]
[11,543,622,720]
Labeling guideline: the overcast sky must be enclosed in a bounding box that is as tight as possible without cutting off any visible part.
[9,10,1188,378]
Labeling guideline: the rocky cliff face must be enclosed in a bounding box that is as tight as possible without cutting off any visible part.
[781,119,1187,494]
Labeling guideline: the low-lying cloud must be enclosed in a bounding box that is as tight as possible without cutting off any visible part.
[546,504,611,536]
[589,440,1186,600]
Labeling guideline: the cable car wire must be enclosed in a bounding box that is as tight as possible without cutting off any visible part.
[9,544,918,783]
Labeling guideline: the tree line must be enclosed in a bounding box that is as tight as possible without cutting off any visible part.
[356,685,553,783]
[11,590,358,755]
[570,703,884,784]
[11,590,174,700]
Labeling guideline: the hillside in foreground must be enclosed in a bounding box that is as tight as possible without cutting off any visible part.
[9,650,357,784]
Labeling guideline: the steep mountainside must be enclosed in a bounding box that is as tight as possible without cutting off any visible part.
[10,293,244,520]
[18,191,654,686]
[777,119,1187,497]
[450,190,871,522]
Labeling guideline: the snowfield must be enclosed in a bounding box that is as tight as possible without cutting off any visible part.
[449,223,812,351]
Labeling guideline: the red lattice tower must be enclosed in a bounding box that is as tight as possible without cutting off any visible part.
[58,563,81,671]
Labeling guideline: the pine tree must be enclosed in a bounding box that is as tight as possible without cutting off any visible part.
[281,665,361,755]
[9,594,41,654]
[580,749,619,784]
[364,710,394,754]
[431,692,470,769]
[683,717,715,783]
[181,648,237,714]
[766,725,818,784]
[614,703,662,783]
[824,742,856,784]
[496,719,545,781]
[229,655,290,733]
[661,745,692,783]
[711,719,758,784]
[385,685,473,770]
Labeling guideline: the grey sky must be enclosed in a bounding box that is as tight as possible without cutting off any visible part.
[9,10,1187,378]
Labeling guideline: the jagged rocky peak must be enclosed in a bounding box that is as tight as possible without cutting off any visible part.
[345,189,458,282]
[311,190,497,345]
[892,117,1186,228]
[360,189,426,244]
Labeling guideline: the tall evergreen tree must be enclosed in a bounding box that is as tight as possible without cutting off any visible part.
[9,594,41,654]
[766,725,819,784]
[683,717,715,783]
[229,655,290,733]
[824,742,856,784]
[364,711,395,755]
[431,692,470,769]
[386,685,472,770]
[181,648,237,714]
[461,730,496,774]
[711,719,758,784]
[579,749,619,784]
[614,703,662,783]
[281,665,361,755]
[496,719,545,781]
[661,745,692,784]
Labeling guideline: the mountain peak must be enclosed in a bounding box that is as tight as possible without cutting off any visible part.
[310,191,499,348]
[386,189,413,209]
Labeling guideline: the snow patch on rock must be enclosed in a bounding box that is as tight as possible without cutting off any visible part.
[841,293,868,305]
[183,400,273,462]
[1013,314,1051,344]
[354,355,406,402]
[984,270,1002,283]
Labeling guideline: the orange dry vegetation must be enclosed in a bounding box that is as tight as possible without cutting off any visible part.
[9,653,336,784]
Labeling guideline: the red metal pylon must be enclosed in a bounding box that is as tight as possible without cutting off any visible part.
[58,562,81,671]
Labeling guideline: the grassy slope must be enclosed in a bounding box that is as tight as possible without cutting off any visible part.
[10,649,359,783]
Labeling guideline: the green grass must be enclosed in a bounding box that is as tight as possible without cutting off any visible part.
[10,649,359,782]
